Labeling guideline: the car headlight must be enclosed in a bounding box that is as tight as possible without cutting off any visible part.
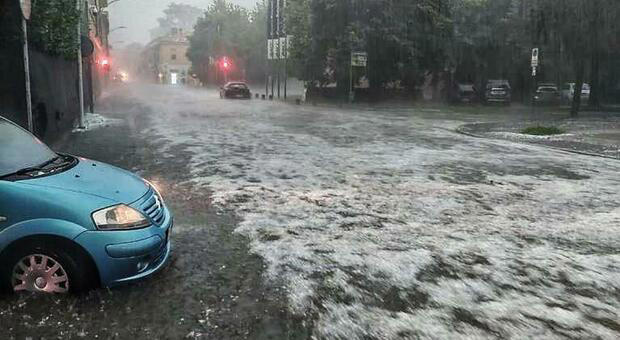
[92,205,150,230]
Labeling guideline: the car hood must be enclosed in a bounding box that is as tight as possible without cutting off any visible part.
[22,157,149,204]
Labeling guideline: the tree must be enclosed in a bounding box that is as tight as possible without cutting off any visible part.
[187,0,266,84]
[29,0,80,59]
[285,0,620,108]
[150,3,204,40]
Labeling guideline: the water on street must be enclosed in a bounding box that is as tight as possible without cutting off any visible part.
[2,83,619,339]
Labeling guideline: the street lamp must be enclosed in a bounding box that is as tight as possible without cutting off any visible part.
[107,0,123,6]
[109,26,127,33]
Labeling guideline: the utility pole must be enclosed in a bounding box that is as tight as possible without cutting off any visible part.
[77,0,85,128]
[265,0,271,98]
[276,0,281,99]
[284,36,287,100]
[21,5,33,132]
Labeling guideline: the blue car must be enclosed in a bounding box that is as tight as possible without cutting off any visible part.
[0,117,172,293]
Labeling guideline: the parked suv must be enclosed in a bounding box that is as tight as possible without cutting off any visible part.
[484,80,512,105]
[0,116,173,294]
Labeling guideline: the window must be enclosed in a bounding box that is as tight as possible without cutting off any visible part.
[171,54,177,60]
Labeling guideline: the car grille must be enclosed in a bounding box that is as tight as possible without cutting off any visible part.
[139,189,165,226]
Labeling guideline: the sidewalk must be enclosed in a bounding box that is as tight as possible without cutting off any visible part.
[458,114,620,159]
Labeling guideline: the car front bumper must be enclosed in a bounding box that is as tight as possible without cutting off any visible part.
[73,206,173,287]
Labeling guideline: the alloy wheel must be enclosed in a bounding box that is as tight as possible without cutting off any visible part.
[11,254,69,293]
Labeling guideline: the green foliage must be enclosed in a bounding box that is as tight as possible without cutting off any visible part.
[29,0,80,59]
[521,126,564,136]
[187,0,267,83]
[285,0,620,109]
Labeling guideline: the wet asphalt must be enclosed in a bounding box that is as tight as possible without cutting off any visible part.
[1,83,619,339]
[0,86,309,340]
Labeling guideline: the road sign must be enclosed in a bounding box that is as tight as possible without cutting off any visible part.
[351,52,368,67]
[279,37,287,59]
[274,38,280,60]
[267,39,274,60]
[531,48,539,67]
[20,0,31,20]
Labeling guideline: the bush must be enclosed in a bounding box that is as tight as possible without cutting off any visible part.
[521,126,564,136]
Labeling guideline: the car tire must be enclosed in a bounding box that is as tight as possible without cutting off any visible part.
[0,239,94,294]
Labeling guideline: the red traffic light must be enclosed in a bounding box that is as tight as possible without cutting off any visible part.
[220,57,231,70]
[97,58,111,72]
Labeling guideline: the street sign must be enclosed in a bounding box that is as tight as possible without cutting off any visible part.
[531,48,539,67]
[279,37,287,59]
[20,0,31,20]
[267,39,274,60]
[287,35,293,59]
[273,38,280,60]
[351,52,368,67]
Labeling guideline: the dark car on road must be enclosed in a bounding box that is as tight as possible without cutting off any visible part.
[484,80,512,105]
[220,82,251,99]
[450,83,478,104]
[534,83,561,105]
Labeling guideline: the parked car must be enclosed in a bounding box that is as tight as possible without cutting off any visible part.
[533,83,560,105]
[561,82,590,103]
[0,117,172,294]
[220,82,251,99]
[450,83,478,104]
[484,80,512,105]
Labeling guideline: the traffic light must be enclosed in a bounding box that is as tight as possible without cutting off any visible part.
[221,57,231,70]
[98,58,111,73]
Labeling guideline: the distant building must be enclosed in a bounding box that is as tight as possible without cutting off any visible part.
[143,29,191,85]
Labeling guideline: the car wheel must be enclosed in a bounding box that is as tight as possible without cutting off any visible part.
[0,240,92,294]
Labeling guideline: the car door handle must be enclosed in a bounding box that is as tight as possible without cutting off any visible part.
[0,216,6,222]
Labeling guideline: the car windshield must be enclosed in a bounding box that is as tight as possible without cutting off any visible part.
[0,119,57,177]
[228,83,247,89]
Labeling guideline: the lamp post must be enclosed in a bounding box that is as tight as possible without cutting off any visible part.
[109,25,127,33]
[77,0,85,128]
[106,0,123,6]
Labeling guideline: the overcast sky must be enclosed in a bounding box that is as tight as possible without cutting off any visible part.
[108,0,258,46]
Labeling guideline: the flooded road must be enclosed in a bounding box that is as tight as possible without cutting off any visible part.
[2,83,620,339]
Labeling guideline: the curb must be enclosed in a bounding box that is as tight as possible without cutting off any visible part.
[454,126,620,161]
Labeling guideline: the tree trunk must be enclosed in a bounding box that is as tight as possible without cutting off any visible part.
[588,50,600,108]
[431,69,440,102]
[571,59,585,117]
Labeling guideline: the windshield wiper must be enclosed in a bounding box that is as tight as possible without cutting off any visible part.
[0,156,61,180]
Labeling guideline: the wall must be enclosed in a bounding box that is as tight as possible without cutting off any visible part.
[0,0,26,128]
[0,0,88,143]
[28,50,83,141]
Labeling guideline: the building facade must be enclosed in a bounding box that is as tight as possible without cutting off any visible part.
[143,29,192,85]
